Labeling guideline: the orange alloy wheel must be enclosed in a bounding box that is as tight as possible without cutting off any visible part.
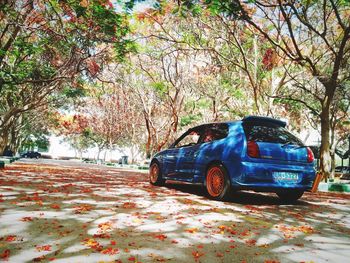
[207,166,225,197]
[150,163,159,184]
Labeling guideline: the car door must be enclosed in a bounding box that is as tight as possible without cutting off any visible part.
[163,128,202,180]
[162,147,180,177]
[175,143,202,181]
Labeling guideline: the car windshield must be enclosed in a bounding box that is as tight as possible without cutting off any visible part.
[175,130,201,148]
[243,122,304,146]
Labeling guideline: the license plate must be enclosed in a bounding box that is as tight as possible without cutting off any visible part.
[272,172,299,183]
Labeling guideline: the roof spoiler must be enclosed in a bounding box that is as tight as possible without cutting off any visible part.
[242,116,287,127]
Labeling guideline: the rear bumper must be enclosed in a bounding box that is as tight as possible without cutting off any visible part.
[227,160,316,191]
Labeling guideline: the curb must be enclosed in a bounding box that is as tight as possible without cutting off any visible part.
[318,182,350,193]
[0,156,21,168]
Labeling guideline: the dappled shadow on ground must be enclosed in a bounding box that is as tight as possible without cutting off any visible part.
[0,160,349,263]
[165,183,311,206]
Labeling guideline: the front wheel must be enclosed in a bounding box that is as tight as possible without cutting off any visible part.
[149,162,165,186]
[205,164,231,201]
[276,190,304,202]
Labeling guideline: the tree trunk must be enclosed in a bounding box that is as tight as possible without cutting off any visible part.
[144,117,152,159]
[319,106,332,182]
[0,129,9,155]
[330,151,335,180]
[103,150,107,162]
[8,123,20,154]
[96,148,101,160]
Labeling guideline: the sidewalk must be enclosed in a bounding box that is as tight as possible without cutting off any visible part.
[1,160,349,262]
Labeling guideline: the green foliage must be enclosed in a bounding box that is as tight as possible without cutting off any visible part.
[151,81,169,96]
[21,134,50,152]
[172,0,246,19]
[62,86,86,99]
[172,1,203,17]
[19,111,52,153]
[180,114,201,127]
[197,98,211,109]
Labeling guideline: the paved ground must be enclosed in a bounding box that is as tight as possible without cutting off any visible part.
[0,160,349,263]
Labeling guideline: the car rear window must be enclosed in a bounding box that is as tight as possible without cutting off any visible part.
[243,122,304,146]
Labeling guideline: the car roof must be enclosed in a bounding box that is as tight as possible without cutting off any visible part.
[242,116,287,127]
[188,121,237,131]
[189,116,286,131]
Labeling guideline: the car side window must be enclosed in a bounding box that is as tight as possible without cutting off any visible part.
[202,124,229,143]
[175,130,201,148]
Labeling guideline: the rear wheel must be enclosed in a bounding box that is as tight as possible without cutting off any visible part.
[206,164,231,201]
[149,162,165,186]
[276,190,304,202]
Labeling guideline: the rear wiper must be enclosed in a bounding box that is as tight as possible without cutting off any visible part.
[281,142,296,148]
[294,144,311,149]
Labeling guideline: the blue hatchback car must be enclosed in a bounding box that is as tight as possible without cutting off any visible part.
[149,116,316,202]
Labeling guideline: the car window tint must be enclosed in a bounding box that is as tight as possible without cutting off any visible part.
[175,130,201,148]
[202,124,229,143]
[243,122,303,145]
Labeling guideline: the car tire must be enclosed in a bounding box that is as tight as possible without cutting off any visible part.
[205,164,231,201]
[149,162,165,186]
[276,190,304,202]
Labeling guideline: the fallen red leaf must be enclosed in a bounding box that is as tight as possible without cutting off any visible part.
[35,245,52,252]
[154,234,167,241]
[150,192,157,197]
[20,217,33,222]
[185,228,198,233]
[122,202,137,209]
[0,249,10,261]
[74,204,92,214]
[80,187,93,193]
[245,239,257,246]
[101,247,119,255]
[50,204,60,210]
[98,222,112,232]
[192,251,204,260]
[93,233,111,239]
[5,235,17,242]
[83,238,100,249]
[294,243,305,247]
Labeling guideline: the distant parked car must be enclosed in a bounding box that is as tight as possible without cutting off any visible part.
[21,151,41,159]
[149,116,316,202]
[335,166,350,174]
[340,174,350,184]
[336,166,350,183]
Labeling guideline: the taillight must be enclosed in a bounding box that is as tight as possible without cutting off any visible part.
[307,147,314,163]
[247,141,260,158]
